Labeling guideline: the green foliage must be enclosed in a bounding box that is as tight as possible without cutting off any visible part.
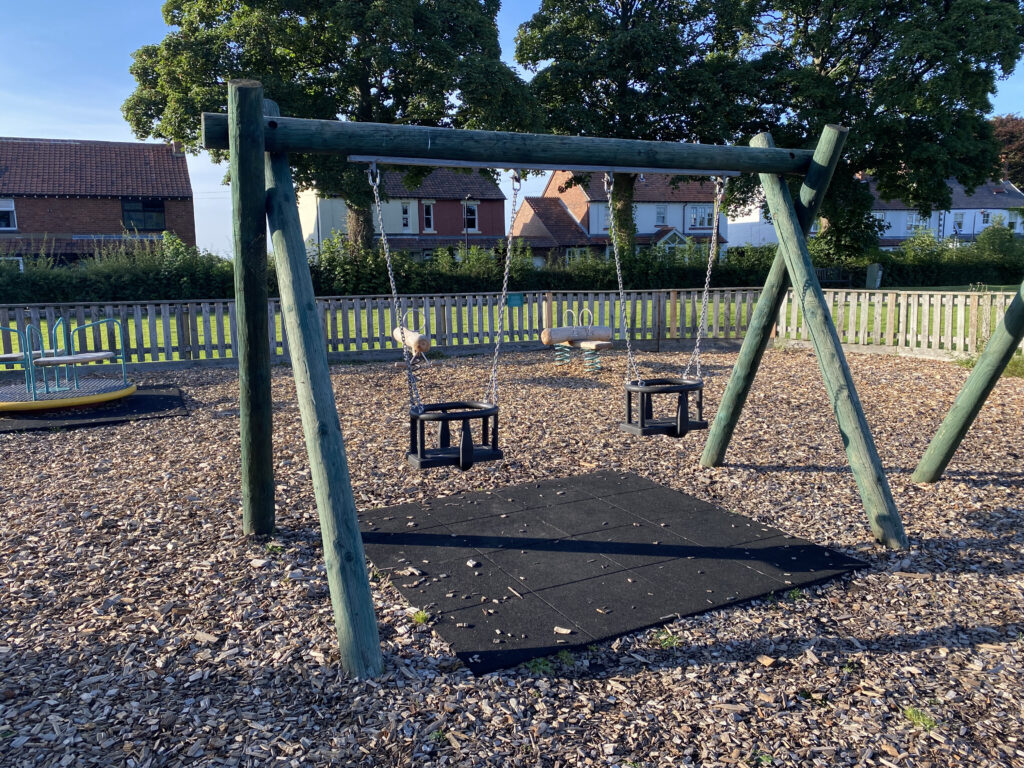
[411,610,430,626]
[653,629,683,649]
[123,0,537,246]
[744,0,1023,259]
[516,0,754,245]
[0,235,235,303]
[523,657,555,675]
[992,114,1024,190]
[904,706,938,731]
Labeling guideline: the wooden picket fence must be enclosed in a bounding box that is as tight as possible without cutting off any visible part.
[1,287,1020,370]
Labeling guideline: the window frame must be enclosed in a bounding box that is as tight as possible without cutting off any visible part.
[401,201,410,231]
[655,204,667,226]
[462,201,479,233]
[689,204,713,229]
[0,199,16,231]
[122,198,166,232]
[422,201,434,232]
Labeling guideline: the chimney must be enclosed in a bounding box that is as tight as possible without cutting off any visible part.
[170,141,185,157]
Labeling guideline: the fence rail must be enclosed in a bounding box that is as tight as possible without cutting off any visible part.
[1,288,1020,370]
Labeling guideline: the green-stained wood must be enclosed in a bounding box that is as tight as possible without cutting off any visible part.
[912,279,1024,483]
[228,80,275,536]
[201,113,814,176]
[702,126,848,468]
[756,133,907,549]
[262,100,383,677]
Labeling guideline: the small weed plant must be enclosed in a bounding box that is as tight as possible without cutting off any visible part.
[904,706,937,731]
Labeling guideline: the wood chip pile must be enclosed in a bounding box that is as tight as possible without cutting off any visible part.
[2,347,1022,767]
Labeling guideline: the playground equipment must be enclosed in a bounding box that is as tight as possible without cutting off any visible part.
[204,80,907,676]
[609,175,726,438]
[912,278,1024,482]
[0,318,134,412]
[541,308,613,371]
[366,163,517,471]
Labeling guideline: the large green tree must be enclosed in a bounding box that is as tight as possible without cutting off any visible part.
[123,0,537,247]
[515,0,758,255]
[748,0,1024,259]
[992,114,1024,189]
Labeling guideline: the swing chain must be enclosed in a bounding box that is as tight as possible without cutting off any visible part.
[606,172,641,383]
[684,176,726,381]
[485,171,520,405]
[369,163,422,410]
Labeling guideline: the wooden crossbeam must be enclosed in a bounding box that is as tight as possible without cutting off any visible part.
[202,113,814,176]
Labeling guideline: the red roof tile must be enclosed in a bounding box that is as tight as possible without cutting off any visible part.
[381,168,504,200]
[548,170,720,203]
[0,137,193,198]
[520,197,589,247]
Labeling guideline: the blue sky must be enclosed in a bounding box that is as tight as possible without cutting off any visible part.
[1,1,1021,255]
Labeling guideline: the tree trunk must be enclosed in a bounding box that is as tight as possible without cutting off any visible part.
[346,203,375,250]
[610,172,636,257]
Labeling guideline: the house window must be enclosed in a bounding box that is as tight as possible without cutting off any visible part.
[421,249,433,261]
[463,202,478,232]
[981,211,990,225]
[122,199,166,231]
[422,202,434,232]
[655,205,667,226]
[0,199,16,230]
[952,212,965,233]
[690,205,713,229]
[1009,212,1019,232]
[401,202,410,231]
[601,204,610,231]
[906,212,928,232]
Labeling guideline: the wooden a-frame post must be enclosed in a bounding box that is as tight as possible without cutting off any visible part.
[228,80,275,535]
[912,278,1024,482]
[703,128,908,550]
[261,97,382,677]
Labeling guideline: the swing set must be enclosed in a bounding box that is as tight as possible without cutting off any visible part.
[203,80,908,676]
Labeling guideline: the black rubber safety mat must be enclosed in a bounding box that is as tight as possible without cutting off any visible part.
[360,471,866,675]
[0,385,187,433]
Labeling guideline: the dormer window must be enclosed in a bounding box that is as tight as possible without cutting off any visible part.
[0,199,16,230]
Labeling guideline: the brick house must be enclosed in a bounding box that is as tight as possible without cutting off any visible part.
[511,170,727,264]
[298,168,506,259]
[0,137,195,262]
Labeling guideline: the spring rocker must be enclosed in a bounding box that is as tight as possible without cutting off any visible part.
[540,308,613,371]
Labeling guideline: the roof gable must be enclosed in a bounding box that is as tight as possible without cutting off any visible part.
[0,137,193,198]
[521,197,589,246]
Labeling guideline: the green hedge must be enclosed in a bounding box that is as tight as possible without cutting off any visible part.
[0,235,236,303]
[2,226,1019,304]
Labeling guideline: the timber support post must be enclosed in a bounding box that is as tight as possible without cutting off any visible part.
[702,125,848,469]
[912,279,1024,482]
[755,132,907,549]
[263,99,383,677]
[228,80,275,535]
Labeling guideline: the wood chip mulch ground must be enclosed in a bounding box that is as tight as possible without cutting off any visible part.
[2,346,1022,767]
